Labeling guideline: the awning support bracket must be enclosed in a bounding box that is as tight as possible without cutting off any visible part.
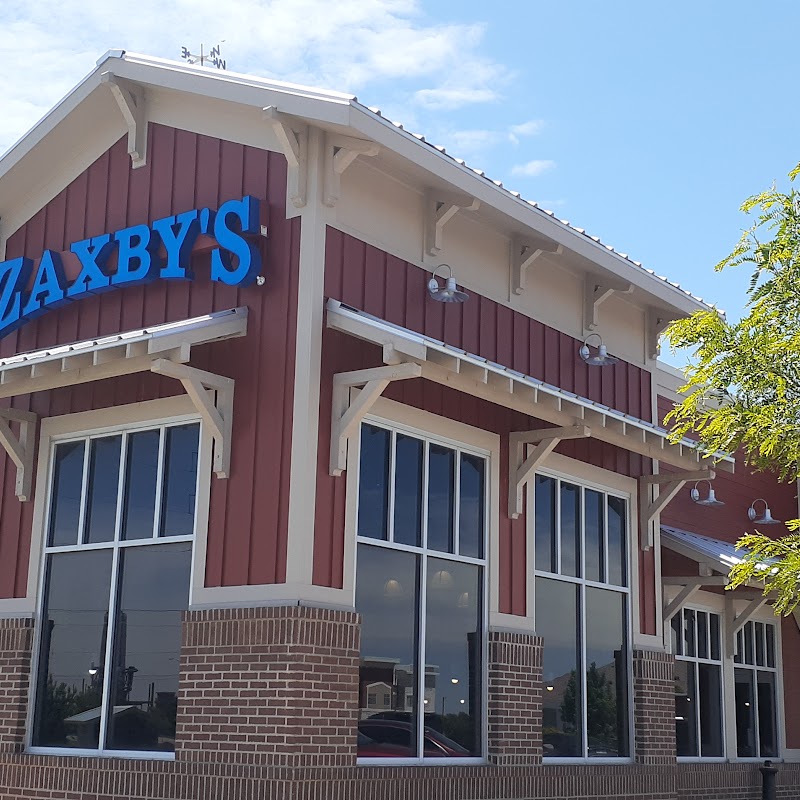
[508,425,590,519]
[424,190,480,256]
[330,361,422,476]
[510,236,563,296]
[0,409,37,501]
[264,106,308,209]
[638,469,715,551]
[151,360,235,479]
[323,133,380,208]
[583,276,634,333]
[101,73,147,169]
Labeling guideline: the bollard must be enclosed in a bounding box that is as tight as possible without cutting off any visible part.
[759,759,778,800]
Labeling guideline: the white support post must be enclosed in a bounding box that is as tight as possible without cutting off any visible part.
[583,276,634,333]
[638,469,715,550]
[663,582,701,623]
[510,236,563,296]
[0,409,37,501]
[101,73,147,169]
[508,425,590,519]
[322,133,380,208]
[424,190,480,256]
[150,360,235,478]
[264,106,309,208]
[330,362,422,476]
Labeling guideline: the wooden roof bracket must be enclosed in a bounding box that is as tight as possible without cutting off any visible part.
[638,468,715,551]
[508,425,590,519]
[424,190,480,257]
[647,307,672,361]
[330,362,423,476]
[264,106,308,208]
[724,593,771,657]
[322,133,380,208]
[0,408,37,501]
[510,236,563,297]
[101,73,148,169]
[151,360,235,479]
[583,276,634,333]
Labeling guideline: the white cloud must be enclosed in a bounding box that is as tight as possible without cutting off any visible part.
[511,159,556,177]
[0,0,512,153]
[509,119,544,137]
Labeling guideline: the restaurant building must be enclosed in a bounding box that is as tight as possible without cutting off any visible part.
[0,50,797,799]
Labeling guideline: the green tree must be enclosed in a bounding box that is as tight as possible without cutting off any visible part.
[666,162,800,613]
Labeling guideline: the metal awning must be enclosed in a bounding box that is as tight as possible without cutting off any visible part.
[0,307,248,500]
[326,299,733,475]
[662,525,749,572]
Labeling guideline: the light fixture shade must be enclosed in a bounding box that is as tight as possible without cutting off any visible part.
[428,265,469,303]
[690,480,725,507]
[579,333,619,367]
[383,579,405,597]
[748,499,781,525]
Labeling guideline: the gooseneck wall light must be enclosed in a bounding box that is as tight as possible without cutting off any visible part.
[428,264,469,303]
[748,498,781,525]
[690,480,725,507]
[579,333,619,367]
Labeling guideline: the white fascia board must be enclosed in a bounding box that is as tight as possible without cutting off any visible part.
[346,104,709,319]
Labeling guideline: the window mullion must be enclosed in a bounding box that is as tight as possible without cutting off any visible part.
[453,449,461,556]
[555,478,562,574]
[76,437,91,545]
[417,552,427,759]
[602,493,609,584]
[113,432,129,542]
[580,583,588,758]
[151,426,167,538]
[387,430,397,542]
[98,545,122,751]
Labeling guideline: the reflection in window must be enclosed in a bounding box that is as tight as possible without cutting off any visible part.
[32,422,199,754]
[356,422,486,760]
[534,473,630,759]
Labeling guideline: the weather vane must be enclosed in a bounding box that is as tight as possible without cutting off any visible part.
[180,43,226,70]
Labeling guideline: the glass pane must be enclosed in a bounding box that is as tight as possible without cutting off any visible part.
[755,622,765,667]
[684,609,696,658]
[427,445,455,553]
[85,436,122,544]
[121,429,160,540]
[766,625,776,668]
[48,440,86,547]
[32,550,113,748]
[159,424,199,537]
[757,671,777,757]
[393,434,423,547]
[424,557,482,758]
[698,663,723,757]
[734,629,743,664]
[106,542,191,752]
[674,660,697,757]
[560,482,581,578]
[585,588,629,758]
[356,545,418,758]
[357,425,390,541]
[671,613,683,656]
[606,496,627,586]
[744,621,755,665]
[585,489,604,583]
[710,613,721,661]
[536,577,581,757]
[458,454,485,558]
[735,668,756,757]
[696,611,708,660]
[534,476,556,573]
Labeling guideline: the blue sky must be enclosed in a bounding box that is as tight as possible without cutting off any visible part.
[2,0,798,365]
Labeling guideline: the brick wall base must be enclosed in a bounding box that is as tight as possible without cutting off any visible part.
[633,647,676,765]
[0,617,33,755]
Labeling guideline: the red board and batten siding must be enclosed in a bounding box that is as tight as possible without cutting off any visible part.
[316,228,658,632]
[0,123,299,599]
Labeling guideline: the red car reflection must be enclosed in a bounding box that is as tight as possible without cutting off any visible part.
[358,719,471,758]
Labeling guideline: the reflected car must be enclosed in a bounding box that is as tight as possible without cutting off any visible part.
[356,730,409,758]
[358,719,472,758]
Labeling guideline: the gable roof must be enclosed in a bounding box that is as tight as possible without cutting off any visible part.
[0,50,713,320]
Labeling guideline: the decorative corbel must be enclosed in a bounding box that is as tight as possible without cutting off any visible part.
[322,133,380,208]
[264,106,308,209]
[508,425,590,519]
[638,469,715,550]
[100,73,148,169]
[0,408,38,501]
[510,236,563,296]
[583,276,634,333]
[647,307,672,361]
[424,190,480,257]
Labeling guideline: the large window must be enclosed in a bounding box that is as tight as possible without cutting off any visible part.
[533,473,630,759]
[734,620,778,758]
[671,608,724,757]
[355,421,486,761]
[31,422,200,755]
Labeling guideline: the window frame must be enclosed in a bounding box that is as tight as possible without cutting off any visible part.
[24,398,211,759]
[352,409,492,766]
[532,464,635,765]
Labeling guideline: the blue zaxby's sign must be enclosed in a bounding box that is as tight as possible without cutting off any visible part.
[0,195,262,339]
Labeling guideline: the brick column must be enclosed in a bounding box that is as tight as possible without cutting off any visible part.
[633,647,676,765]
[0,617,34,754]
[176,605,360,767]
[486,629,543,765]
